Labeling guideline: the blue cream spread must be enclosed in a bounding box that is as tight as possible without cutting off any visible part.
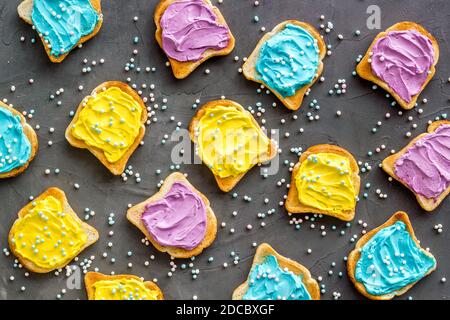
[255,24,320,97]
[355,221,436,296]
[0,108,32,174]
[31,0,100,57]
[243,255,312,300]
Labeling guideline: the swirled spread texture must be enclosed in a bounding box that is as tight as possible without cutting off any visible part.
[295,153,357,213]
[160,0,230,62]
[71,86,143,163]
[195,104,271,178]
[256,24,320,98]
[31,0,99,57]
[370,30,435,103]
[92,278,160,300]
[243,255,311,300]
[10,195,87,269]
[355,221,436,296]
[394,124,450,199]
[141,182,207,250]
[0,108,31,174]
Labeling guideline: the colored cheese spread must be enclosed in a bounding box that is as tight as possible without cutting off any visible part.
[141,182,207,250]
[92,278,160,300]
[10,195,87,269]
[394,124,450,199]
[243,255,312,300]
[295,153,357,213]
[0,108,31,174]
[71,86,143,163]
[355,221,436,296]
[160,0,230,62]
[31,0,100,57]
[370,30,435,103]
[256,23,320,97]
[195,104,271,178]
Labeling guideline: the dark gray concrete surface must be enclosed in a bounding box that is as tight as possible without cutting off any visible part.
[0,0,449,300]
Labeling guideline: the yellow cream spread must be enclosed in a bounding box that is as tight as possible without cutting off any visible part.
[10,195,87,269]
[295,153,357,213]
[71,87,143,163]
[195,105,271,178]
[92,278,160,300]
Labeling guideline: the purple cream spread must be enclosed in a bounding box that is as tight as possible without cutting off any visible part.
[160,0,230,62]
[394,124,450,199]
[141,182,207,250]
[370,30,435,103]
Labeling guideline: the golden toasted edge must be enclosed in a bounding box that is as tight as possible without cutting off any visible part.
[347,211,436,300]
[17,0,33,24]
[188,99,278,192]
[8,187,99,273]
[18,0,103,63]
[356,21,439,110]
[0,102,38,179]
[382,120,450,211]
[232,243,320,300]
[126,172,217,259]
[65,81,148,175]
[84,271,164,300]
[154,0,235,79]
[285,144,360,221]
[242,20,326,110]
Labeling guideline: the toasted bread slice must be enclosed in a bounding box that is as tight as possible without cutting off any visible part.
[18,0,103,63]
[8,187,99,273]
[243,20,326,111]
[285,144,360,221]
[347,211,436,300]
[382,120,450,211]
[0,102,38,179]
[65,81,148,176]
[154,0,235,79]
[232,243,320,300]
[356,22,439,110]
[189,100,278,192]
[127,172,217,259]
[84,272,164,300]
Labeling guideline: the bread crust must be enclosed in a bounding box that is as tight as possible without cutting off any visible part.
[84,271,164,300]
[347,211,436,300]
[127,172,217,259]
[8,187,99,273]
[243,20,326,111]
[189,99,278,192]
[356,21,439,110]
[0,102,38,179]
[285,144,360,221]
[382,120,450,211]
[65,81,148,176]
[18,0,103,63]
[154,0,235,79]
[232,243,320,300]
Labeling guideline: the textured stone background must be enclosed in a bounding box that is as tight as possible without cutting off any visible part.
[0,0,449,300]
